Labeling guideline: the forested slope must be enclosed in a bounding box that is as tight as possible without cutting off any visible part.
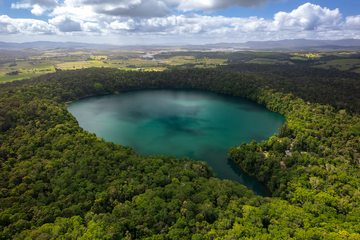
[0,67,360,239]
[219,63,360,113]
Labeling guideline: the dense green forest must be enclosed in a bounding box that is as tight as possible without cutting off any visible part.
[219,63,360,113]
[1,66,360,239]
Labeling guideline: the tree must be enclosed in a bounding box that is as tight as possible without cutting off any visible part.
[93,83,104,93]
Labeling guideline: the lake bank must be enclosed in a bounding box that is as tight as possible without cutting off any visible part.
[67,88,285,196]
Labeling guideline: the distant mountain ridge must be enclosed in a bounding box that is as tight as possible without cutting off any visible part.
[202,39,360,49]
[1,39,360,50]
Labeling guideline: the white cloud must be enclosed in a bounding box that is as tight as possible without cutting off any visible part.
[49,16,82,32]
[273,3,341,31]
[0,16,19,34]
[11,0,58,16]
[52,0,284,19]
[2,3,360,44]
[0,15,56,34]
[101,3,342,34]
[343,15,360,30]
[62,0,177,18]
[109,20,133,30]
[82,22,102,32]
[50,5,98,22]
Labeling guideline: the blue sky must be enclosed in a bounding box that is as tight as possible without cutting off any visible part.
[0,0,359,44]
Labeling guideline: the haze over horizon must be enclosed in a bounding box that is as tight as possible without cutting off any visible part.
[0,0,360,45]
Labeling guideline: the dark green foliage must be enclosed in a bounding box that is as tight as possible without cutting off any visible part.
[93,83,104,94]
[219,63,360,113]
[1,67,360,239]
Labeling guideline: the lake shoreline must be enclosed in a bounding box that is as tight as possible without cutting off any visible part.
[66,89,284,196]
[65,91,120,106]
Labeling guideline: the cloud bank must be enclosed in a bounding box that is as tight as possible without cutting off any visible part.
[3,2,360,44]
[0,15,56,35]
[12,0,285,18]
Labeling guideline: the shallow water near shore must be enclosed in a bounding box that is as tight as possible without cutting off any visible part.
[67,89,285,196]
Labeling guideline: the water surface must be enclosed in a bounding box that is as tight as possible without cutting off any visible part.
[67,89,285,196]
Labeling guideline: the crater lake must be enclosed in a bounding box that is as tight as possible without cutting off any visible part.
[67,89,286,196]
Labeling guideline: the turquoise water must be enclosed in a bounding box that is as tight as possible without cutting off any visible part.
[67,89,285,196]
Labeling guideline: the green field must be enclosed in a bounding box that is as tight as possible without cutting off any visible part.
[314,58,360,71]
[1,49,360,84]
[90,55,108,60]
[246,58,285,64]
[162,56,226,66]
[291,52,322,59]
[57,59,164,70]
[0,56,172,83]
[0,60,56,83]
[54,56,227,71]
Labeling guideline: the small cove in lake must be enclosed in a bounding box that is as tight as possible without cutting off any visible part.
[67,89,286,197]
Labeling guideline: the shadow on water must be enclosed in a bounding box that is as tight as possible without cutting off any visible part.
[116,102,203,124]
[245,132,273,144]
[226,159,272,197]
[196,144,272,197]
[237,105,268,112]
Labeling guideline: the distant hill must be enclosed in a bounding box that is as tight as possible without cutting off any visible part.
[1,39,360,51]
[200,39,360,51]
